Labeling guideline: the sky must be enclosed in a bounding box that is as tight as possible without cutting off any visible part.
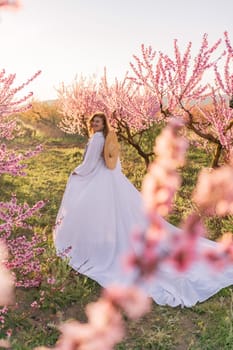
[0,0,232,101]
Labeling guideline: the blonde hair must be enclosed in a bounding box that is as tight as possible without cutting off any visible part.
[88,112,110,138]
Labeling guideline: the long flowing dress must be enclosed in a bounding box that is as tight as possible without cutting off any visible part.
[54,131,233,307]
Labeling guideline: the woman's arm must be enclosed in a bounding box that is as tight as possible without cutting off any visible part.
[72,133,105,176]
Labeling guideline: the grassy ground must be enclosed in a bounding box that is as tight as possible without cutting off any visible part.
[1,135,233,349]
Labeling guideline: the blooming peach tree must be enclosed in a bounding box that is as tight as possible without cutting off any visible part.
[0,68,46,289]
[99,69,160,166]
[57,70,160,166]
[129,32,233,167]
[56,75,101,137]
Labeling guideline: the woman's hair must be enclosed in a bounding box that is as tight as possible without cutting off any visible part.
[88,112,110,138]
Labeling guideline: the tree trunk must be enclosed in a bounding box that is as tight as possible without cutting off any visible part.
[211,143,222,168]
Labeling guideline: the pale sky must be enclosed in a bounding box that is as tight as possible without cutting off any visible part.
[0,0,232,100]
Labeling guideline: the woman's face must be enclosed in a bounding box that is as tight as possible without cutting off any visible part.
[91,116,105,133]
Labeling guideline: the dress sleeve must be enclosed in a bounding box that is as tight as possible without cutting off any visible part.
[73,133,105,176]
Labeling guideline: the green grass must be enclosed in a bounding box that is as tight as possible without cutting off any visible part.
[0,136,233,349]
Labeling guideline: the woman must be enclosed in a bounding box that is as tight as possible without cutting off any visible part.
[54,112,144,284]
[54,112,233,307]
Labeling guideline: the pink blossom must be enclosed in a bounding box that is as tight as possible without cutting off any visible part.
[5,328,12,337]
[204,233,233,270]
[30,301,40,309]
[193,166,233,216]
[85,299,123,333]
[142,165,181,216]
[0,196,45,288]
[154,118,188,169]
[123,231,160,279]
[99,69,160,131]
[47,277,56,285]
[167,214,205,271]
[142,119,187,216]
[57,75,101,136]
[103,285,151,319]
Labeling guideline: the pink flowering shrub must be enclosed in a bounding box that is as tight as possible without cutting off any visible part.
[0,143,42,176]
[0,66,46,289]
[0,180,45,289]
[0,193,45,290]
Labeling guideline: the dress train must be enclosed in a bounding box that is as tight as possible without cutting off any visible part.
[54,131,233,307]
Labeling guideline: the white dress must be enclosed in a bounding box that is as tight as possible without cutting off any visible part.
[54,131,233,307]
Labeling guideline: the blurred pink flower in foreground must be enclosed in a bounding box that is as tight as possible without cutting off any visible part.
[0,339,10,348]
[124,119,191,279]
[155,119,188,169]
[168,214,205,271]
[142,118,188,216]
[193,166,233,216]
[30,301,40,309]
[0,0,20,9]
[204,233,233,269]
[0,242,14,306]
[35,299,124,350]
[34,285,151,350]
[103,284,151,319]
